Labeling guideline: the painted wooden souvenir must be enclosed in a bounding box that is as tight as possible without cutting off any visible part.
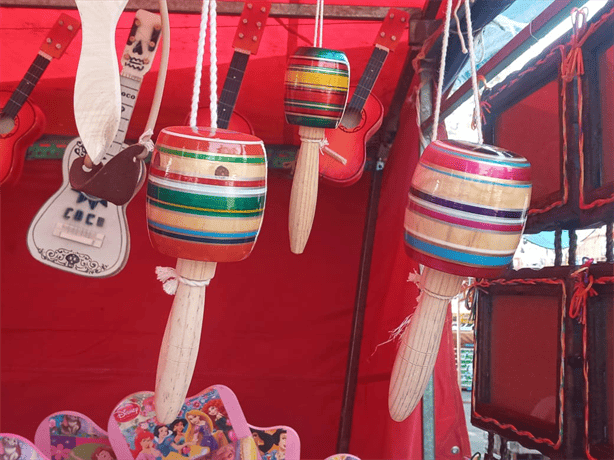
[108,386,300,460]
[284,46,349,253]
[388,139,532,422]
[34,411,114,459]
[147,126,267,424]
[27,9,162,278]
[320,8,409,186]
[0,13,80,186]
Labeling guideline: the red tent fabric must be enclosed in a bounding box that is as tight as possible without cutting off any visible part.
[1,3,471,458]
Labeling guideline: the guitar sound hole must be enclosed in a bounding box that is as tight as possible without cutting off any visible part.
[0,113,17,137]
[340,109,366,134]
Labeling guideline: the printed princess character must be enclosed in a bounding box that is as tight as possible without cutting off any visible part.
[203,399,233,443]
[185,410,219,455]
[91,446,116,460]
[133,430,163,460]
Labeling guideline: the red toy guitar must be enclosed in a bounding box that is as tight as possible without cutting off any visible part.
[319,8,409,186]
[0,13,81,185]
[193,1,270,133]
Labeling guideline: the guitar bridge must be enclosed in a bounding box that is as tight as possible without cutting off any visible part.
[53,222,104,248]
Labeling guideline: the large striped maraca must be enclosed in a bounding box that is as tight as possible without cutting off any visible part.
[284,46,349,253]
[388,139,531,421]
[147,126,267,423]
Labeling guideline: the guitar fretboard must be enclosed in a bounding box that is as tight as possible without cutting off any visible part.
[342,47,389,126]
[99,74,142,162]
[2,54,51,119]
[217,51,250,129]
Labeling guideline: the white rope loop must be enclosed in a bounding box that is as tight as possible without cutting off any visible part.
[209,0,218,129]
[189,0,218,130]
[431,0,453,142]
[463,0,483,142]
[313,0,324,47]
[156,266,211,295]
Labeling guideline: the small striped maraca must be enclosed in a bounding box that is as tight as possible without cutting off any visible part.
[388,139,531,421]
[147,126,267,423]
[284,46,349,253]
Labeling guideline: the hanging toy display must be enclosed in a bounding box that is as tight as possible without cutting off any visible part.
[387,0,532,422]
[146,0,267,424]
[284,0,350,254]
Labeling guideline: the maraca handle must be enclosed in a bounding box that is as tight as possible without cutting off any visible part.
[388,267,464,421]
[155,259,217,424]
[289,126,325,254]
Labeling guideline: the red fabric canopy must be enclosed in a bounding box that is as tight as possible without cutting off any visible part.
[1,3,470,458]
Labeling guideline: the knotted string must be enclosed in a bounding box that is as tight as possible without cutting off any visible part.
[155,266,211,295]
[569,258,596,324]
[138,128,155,153]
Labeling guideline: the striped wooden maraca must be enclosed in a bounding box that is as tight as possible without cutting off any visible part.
[284,46,349,253]
[388,139,531,421]
[147,126,267,423]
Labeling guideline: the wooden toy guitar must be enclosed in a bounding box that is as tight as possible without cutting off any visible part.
[319,8,409,186]
[27,10,162,278]
[0,13,80,186]
[193,1,270,133]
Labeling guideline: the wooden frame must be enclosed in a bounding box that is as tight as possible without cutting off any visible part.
[472,267,567,456]
[586,270,614,459]
[581,13,614,209]
[0,0,420,20]
[481,45,565,227]
[479,2,614,235]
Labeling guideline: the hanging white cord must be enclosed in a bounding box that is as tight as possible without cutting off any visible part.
[431,0,453,142]
[208,0,218,129]
[313,0,324,47]
[189,0,211,129]
[187,0,217,129]
[463,0,483,142]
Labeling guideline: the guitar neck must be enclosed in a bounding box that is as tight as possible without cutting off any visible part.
[103,74,142,159]
[344,46,389,118]
[2,53,51,119]
[217,50,250,130]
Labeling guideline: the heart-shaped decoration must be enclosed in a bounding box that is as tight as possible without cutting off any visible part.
[0,433,49,460]
[324,455,361,460]
[108,385,286,460]
[34,411,114,460]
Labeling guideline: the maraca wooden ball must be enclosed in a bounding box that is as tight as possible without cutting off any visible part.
[284,46,349,253]
[147,126,267,423]
[388,139,531,422]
